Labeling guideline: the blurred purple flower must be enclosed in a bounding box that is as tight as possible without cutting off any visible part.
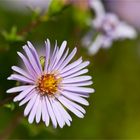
[106,0,140,30]
[7,39,94,128]
[82,0,137,55]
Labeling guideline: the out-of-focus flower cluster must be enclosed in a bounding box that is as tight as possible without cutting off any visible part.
[106,0,140,30]
[82,0,137,55]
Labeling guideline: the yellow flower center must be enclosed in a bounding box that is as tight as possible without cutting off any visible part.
[37,74,61,95]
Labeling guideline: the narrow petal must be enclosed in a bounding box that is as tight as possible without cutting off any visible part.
[61,61,90,78]
[54,48,69,71]
[23,45,41,75]
[48,41,59,72]
[64,92,89,98]
[12,66,34,81]
[63,81,93,87]
[58,47,77,71]
[57,96,84,118]
[8,74,34,84]
[19,90,35,106]
[27,41,42,72]
[50,40,58,61]
[60,87,90,97]
[47,45,59,73]
[6,85,31,93]
[63,86,94,94]
[62,76,92,84]
[24,93,38,116]
[54,100,71,126]
[13,86,35,102]
[44,39,50,72]
[35,98,42,123]
[52,41,67,69]
[50,98,65,128]
[60,57,82,74]
[60,96,86,114]
[42,96,50,126]
[45,96,57,128]
[61,91,89,106]
[17,52,36,78]
[28,95,40,123]
[62,69,89,79]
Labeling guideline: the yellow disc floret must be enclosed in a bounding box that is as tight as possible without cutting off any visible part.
[37,74,60,95]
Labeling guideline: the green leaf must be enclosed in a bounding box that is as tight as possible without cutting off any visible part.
[1,26,24,42]
[4,102,15,111]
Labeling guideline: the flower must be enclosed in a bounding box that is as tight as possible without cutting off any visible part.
[106,0,140,30]
[82,0,137,55]
[7,39,94,128]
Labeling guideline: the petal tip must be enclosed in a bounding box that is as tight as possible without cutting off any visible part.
[7,77,12,80]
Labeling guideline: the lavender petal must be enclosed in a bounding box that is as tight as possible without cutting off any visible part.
[6,85,31,93]
[8,74,34,84]
[58,47,77,71]
[60,57,82,74]
[13,85,35,102]
[24,93,38,116]
[44,39,50,72]
[27,41,42,72]
[28,95,40,123]
[17,52,37,79]
[61,91,89,106]
[45,96,57,128]
[62,76,92,84]
[57,96,84,118]
[23,45,41,75]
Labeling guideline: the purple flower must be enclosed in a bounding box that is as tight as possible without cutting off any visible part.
[82,0,137,55]
[7,39,94,128]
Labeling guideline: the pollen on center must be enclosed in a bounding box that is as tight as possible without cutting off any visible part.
[37,74,61,95]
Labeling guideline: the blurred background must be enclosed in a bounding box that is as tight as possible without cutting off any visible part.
[0,0,140,139]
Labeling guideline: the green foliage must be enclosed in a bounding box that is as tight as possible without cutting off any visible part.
[49,0,65,16]
[4,102,15,111]
[1,26,24,42]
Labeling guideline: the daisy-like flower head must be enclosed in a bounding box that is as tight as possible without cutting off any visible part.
[7,39,94,128]
[82,0,137,55]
